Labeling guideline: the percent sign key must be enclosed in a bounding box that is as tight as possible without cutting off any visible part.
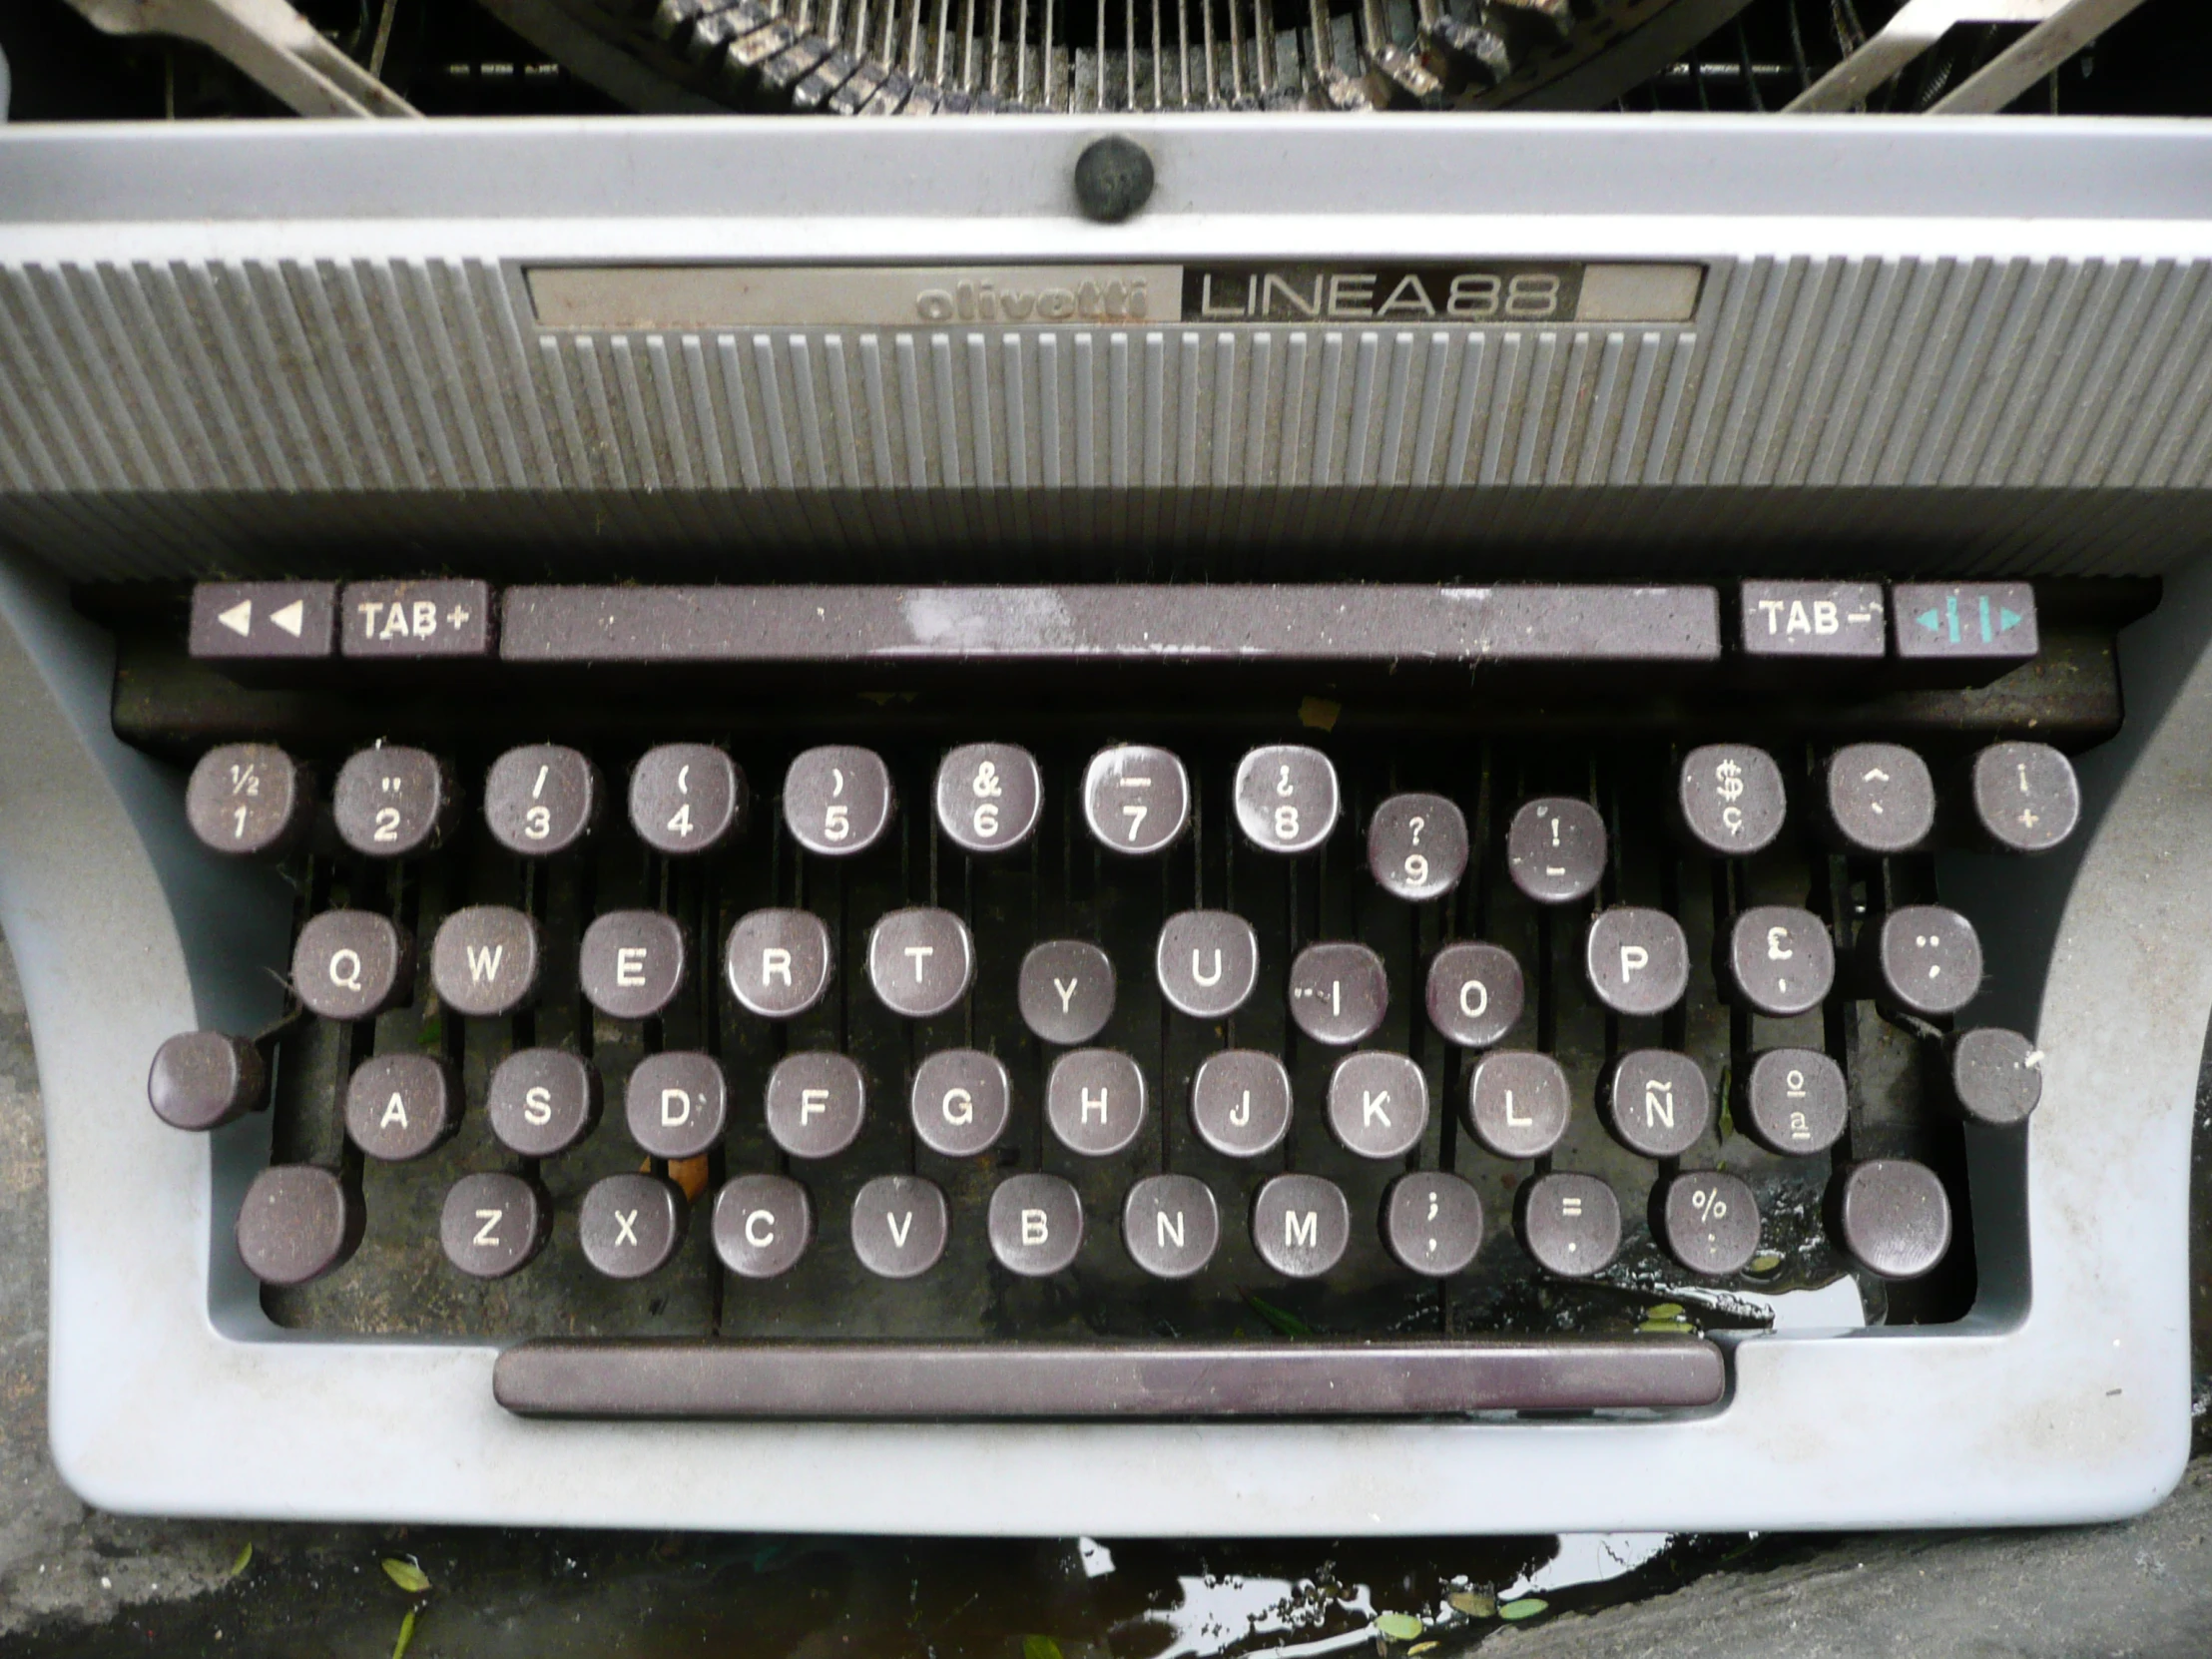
[1679,746,1787,856]
[1658,1171,1761,1275]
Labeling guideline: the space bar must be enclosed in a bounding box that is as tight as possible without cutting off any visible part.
[492,1338,1727,1417]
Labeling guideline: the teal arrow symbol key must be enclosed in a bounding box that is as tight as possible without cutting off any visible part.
[1918,609,1941,633]
[1998,607,2022,634]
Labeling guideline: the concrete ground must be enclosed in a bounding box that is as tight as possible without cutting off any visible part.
[4,928,2209,1658]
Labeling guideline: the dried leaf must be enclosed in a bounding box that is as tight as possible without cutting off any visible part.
[1747,1252,1786,1276]
[1408,1645,1437,1655]
[669,1155,711,1203]
[382,1557,431,1594]
[391,1606,417,1659]
[1447,1590,1496,1618]
[229,1542,253,1578]
[1299,696,1342,732]
[1021,1637,1064,1659]
[1376,1611,1423,1640]
[1499,1597,1548,1621]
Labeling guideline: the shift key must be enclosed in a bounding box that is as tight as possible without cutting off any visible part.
[341,580,494,660]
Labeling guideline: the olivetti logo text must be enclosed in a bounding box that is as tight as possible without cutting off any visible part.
[914,276,1152,324]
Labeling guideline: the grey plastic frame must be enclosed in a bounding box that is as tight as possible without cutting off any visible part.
[0,114,2197,1531]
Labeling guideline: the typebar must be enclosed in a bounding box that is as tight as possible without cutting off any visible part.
[492,1338,1728,1417]
[498,585,1722,665]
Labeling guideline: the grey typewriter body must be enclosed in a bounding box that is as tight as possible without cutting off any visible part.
[0,114,2204,1534]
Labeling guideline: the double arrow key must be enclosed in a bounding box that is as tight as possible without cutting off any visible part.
[190,582,335,660]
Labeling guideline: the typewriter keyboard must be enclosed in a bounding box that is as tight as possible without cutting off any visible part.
[132,579,2104,1417]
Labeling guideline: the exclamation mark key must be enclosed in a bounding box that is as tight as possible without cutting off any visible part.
[1892,582,2038,668]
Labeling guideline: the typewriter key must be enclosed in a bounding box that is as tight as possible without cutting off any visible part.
[1727,905,1834,1017]
[1123,1175,1220,1279]
[765,1051,865,1159]
[725,909,833,1019]
[934,743,1043,854]
[1189,1050,1293,1158]
[333,746,453,858]
[1585,907,1689,1016]
[850,1175,948,1279]
[187,743,312,856]
[1506,798,1606,904]
[988,1174,1085,1277]
[866,906,975,1018]
[1327,1051,1427,1160]
[1233,744,1341,854]
[1288,941,1387,1046]
[910,1048,1012,1156]
[581,911,689,1020]
[1515,1173,1621,1278]
[713,1174,814,1280]
[1948,1027,2043,1125]
[1864,904,1983,1017]
[1424,942,1523,1048]
[785,746,894,856]
[1368,793,1468,901]
[1677,745,1786,855]
[486,744,600,856]
[440,1173,550,1280]
[1046,1048,1146,1156]
[1384,1173,1484,1278]
[236,1165,364,1288]
[1971,741,2079,853]
[1603,1049,1711,1160]
[630,744,746,855]
[580,1173,687,1280]
[1156,910,1259,1019]
[485,1048,600,1158]
[147,1031,265,1132]
[1081,743,1190,856]
[431,905,542,1018]
[1467,1050,1571,1160]
[627,1051,728,1161]
[1019,939,1115,1044]
[1829,1160,1952,1282]
[1739,1048,1848,1155]
[1826,743,1935,855]
[345,1053,458,1162]
[1252,1174,1351,1279]
[1655,1170,1761,1276]
[293,910,413,1020]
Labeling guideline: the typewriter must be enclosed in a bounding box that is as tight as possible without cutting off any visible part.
[0,0,2205,1535]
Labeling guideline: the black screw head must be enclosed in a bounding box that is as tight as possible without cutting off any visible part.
[1073,136,1155,224]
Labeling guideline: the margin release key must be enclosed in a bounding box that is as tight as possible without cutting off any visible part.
[1893,582,2037,663]
[1739,581,1886,660]
[190,582,336,661]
